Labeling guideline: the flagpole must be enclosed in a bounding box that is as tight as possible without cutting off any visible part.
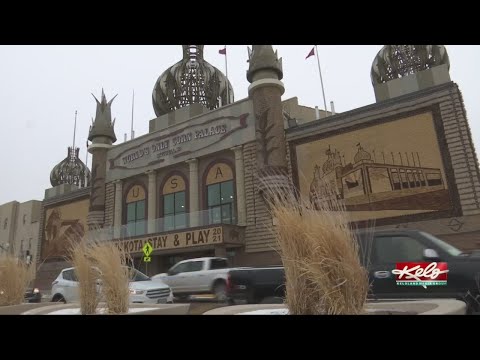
[72,110,77,151]
[131,89,135,140]
[315,45,328,116]
[224,45,229,103]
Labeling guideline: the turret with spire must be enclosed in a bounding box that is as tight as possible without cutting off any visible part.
[50,110,91,189]
[86,89,117,231]
[88,90,117,143]
[247,45,289,198]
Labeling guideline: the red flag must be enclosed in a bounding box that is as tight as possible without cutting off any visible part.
[306,47,315,59]
[219,47,226,55]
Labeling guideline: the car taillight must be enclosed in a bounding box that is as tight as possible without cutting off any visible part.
[226,274,231,290]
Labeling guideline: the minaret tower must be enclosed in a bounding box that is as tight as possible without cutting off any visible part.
[86,90,117,231]
[246,45,290,197]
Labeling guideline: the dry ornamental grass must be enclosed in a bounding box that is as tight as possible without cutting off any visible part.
[69,241,100,315]
[261,177,371,315]
[0,255,34,306]
[87,241,131,314]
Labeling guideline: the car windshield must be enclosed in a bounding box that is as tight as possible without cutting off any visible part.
[420,232,463,257]
[128,268,150,282]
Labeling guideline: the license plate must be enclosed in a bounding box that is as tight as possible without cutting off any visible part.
[157,298,164,304]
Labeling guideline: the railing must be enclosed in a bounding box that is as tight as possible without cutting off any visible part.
[90,209,237,242]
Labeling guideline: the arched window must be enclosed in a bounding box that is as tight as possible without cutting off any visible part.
[125,184,147,237]
[162,175,187,231]
[206,162,235,224]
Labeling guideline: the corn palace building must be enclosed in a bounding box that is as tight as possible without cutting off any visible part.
[29,45,480,289]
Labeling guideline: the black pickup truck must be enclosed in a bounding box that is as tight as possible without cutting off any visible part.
[226,229,480,312]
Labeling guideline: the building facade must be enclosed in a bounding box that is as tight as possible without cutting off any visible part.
[0,200,42,271]
[31,45,480,286]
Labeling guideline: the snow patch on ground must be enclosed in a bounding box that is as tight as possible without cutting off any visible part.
[238,309,289,315]
[48,308,157,315]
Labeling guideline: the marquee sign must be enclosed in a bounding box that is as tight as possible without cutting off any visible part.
[115,226,224,254]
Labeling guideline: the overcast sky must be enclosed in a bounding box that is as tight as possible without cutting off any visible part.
[0,45,478,205]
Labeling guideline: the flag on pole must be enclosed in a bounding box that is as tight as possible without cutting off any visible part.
[306,47,315,59]
[307,45,328,116]
[219,46,229,103]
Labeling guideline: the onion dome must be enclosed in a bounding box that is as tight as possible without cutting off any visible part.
[152,45,234,117]
[354,144,372,164]
[371,45,450,85]
[50,147,91,188]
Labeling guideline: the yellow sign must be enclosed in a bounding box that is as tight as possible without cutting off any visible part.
[116,226,223,254]
[143,242,153,257]
[143,257,151,263]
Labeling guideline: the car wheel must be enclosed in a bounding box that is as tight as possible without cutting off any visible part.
[213,281,227,302]
[52,294,66,303]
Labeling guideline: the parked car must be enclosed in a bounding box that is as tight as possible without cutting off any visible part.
[152,257,247,301]
[51,267,174,304]
[0,287,42,303]
[24,287,42,303]
[226,266,284,304]
[226,229,480,313]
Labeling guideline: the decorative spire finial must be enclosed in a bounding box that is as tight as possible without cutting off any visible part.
[247,45,283,83]
[88,90,117,143]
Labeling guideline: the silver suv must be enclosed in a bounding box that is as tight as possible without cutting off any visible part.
[51,267,174,304]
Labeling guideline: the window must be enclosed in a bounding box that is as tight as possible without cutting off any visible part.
[28,238,32,250]
[390,169,401,190]
[20,239,24,252]
[426,172,443,187]
[23,214,27,225]
[413,170,421,187]
[406,170,416,188]
[129,268,150,282]
[399,169,409,189]
[374,236,427,263]
[206,162,235,225]
[211,258,228,270]
[367,167,391,194]
[418,171,426,187]
[62,270,78,282]
[420,232,462,257]
[170,262,189,274]
[207,181,235,224]
[125,185,147,237]
[162,175,187,231]
[187,261,204,272]
[3,218,7,230]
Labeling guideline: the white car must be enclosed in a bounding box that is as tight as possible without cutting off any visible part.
[51,267,174,304]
